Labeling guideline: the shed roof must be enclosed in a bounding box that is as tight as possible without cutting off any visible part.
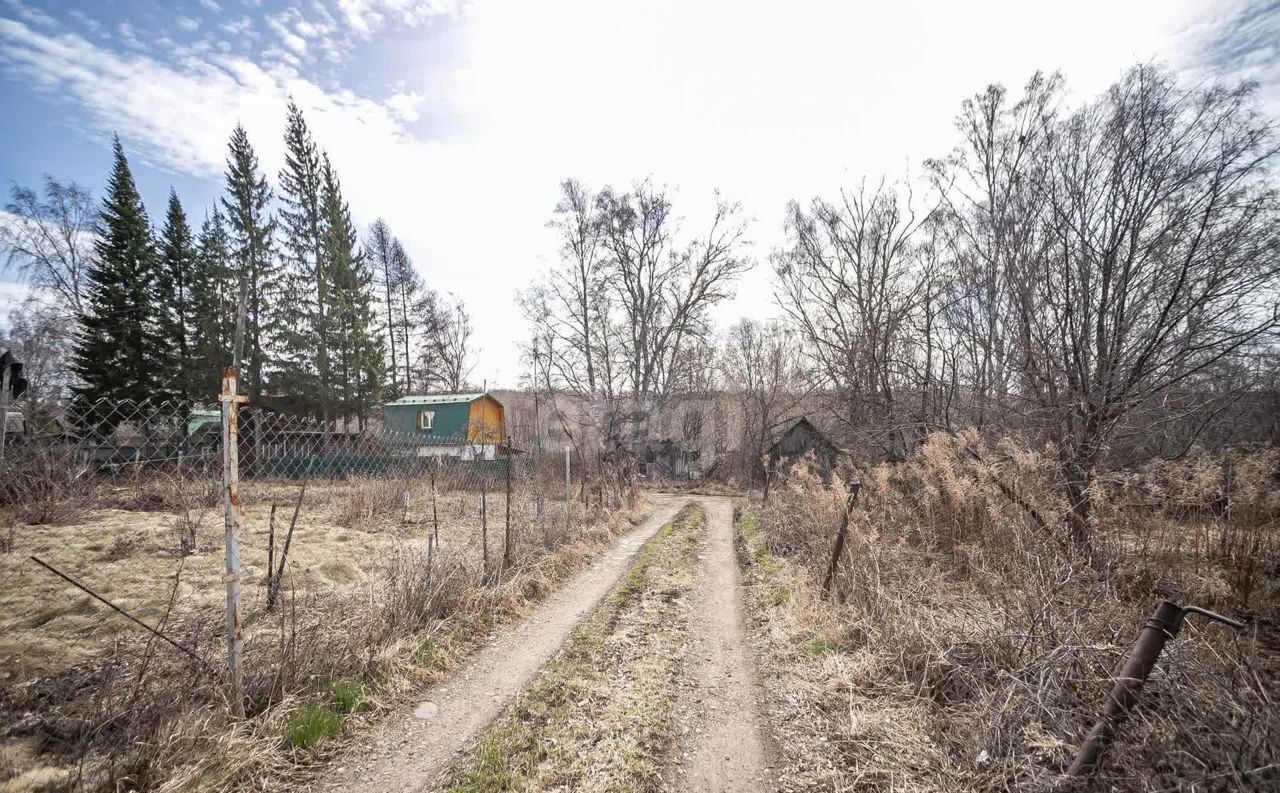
[768,417,837,451]
[385,393,492,407]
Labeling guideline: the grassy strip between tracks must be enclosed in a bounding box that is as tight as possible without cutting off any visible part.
[441,503,704,793]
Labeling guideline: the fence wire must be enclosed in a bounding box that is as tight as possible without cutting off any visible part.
[0,396,590,566]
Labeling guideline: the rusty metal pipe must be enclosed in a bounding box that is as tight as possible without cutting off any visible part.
[1065,600,1244,779]
[820,483,860,600]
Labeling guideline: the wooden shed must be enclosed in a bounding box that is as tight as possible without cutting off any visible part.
[767,417,838,477]
[383,393,507,459]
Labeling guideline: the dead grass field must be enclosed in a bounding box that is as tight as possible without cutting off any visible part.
[2,478,549,676]
[0,474,641,793]
[737,435,1280,791]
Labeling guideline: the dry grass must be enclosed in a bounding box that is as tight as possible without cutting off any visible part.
[440,504,703,792]
[738,431,1280,792]
[0,474,645,792]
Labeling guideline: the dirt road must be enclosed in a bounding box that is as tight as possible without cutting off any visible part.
[321,494,773,793]
[320,496,685,793]
[667,496,773,791]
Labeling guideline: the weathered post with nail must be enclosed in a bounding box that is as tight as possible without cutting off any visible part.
[1064,600,1245,781]
[821,482,861,601]
[219,366,248,718]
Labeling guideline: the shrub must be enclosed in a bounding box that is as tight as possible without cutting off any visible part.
[333,476,407,530]
[749,432,1279,790]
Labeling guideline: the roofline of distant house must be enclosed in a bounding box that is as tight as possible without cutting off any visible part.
[384,392,498,406]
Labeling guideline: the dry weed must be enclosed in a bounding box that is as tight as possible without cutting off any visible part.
[1,475,644,792]
[744,432,1279,791]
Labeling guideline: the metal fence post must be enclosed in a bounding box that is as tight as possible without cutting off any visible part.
[1064,601,1244,779]
[430,457,439,546]
[564,444,571,532]
[480,457,489,578]
[504,435,512,569]
[821,484,860,601]
[219,367,247,718]
[0,364,9,467]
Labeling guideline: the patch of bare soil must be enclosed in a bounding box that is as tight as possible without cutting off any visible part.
[665,496,774,792]
[318,495,688,792]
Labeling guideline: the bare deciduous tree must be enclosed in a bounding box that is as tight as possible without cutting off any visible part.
[437,295,475,392]
[1004,66,1280,544]
[1,177,96,318]
[0,297,76,420]
[775,181,941,459]
[928,73,1062,429]
[596,181,751,402]
[721,318,809,482]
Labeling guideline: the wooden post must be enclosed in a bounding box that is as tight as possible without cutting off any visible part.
[821,483,860,601]
[220,367,247,717]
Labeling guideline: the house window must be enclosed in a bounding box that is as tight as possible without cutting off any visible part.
[417,410,435,430]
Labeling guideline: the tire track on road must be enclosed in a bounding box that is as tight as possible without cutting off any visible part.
[667,496,774,792]
[321,496,687,793]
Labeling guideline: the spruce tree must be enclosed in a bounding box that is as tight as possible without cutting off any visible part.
[158,189,200,404]
[220,124,277,400]
[320,153,382,424]
[276,100,331,418]
[192,205,236,399]
[72,135,174,425]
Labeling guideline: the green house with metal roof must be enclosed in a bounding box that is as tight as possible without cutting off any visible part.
[383,392,507,459]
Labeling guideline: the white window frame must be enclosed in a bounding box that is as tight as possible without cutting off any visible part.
[417,409,435,430]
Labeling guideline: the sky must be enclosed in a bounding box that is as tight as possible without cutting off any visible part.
[1,0,1278,388]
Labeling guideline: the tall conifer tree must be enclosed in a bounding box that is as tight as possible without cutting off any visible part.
[72,135,174,420]
[158,189,199,404]
[220,124,276,400]
[366,218,400,397]
[320,153,381,423]
[276,100,331,418]
[192,205,236,399]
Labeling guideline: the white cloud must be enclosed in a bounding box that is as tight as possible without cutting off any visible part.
[2,0,54,29]
[177,16,200,33]
[337,0,459,39]
[220,17,256,40]
[266,12,308,57]
[0,279,33,330]
[66,9,100,33]
[199,0,222,11]
[384,89,424,122]
[1173,0,1280,117]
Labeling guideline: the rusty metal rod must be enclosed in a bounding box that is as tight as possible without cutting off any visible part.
[28,555,208,668]
[820,483,860,600]
[1066,600,1244,779]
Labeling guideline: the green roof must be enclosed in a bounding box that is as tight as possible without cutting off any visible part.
[385,393,487,407]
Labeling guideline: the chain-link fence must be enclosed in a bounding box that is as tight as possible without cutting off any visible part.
[0,385,642,786]
[0,395,584,563]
